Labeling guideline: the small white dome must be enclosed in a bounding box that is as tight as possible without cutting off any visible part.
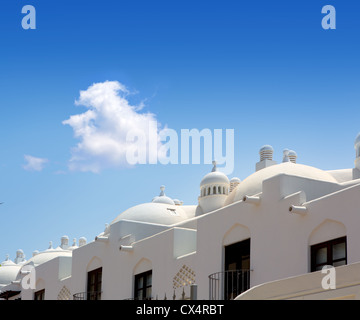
[200,161,230,187]
[260,145,274,152]
[152,196,175,205]
[152,185,175,205]
[230,177,241,183]
[111,202,191,226]
[173,199,183,206]
[0,256,21,288]
[24,242,72,267]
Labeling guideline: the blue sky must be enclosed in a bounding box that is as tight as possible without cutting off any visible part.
[0,0,359,260]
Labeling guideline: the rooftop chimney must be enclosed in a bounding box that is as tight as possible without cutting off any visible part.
[256,145,277,171]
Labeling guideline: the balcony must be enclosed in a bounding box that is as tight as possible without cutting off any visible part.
[208,270,250,300]
[73,291,102,300]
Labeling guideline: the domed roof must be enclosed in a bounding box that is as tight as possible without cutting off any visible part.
[0,256,21,288]
[200,161,230,187]
[24,242,72,267]
[152,186,175,205]
[260,145,274,152]
[225,162,338,206]
[111,202,191,226]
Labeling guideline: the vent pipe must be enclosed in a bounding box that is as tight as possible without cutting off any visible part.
[288,150,297,164]
[230,177,241,192]
[243,195,261,205]
[119,245,134,252]
[260,145,274,161]
[256,145,277,172]
[289,205,308,215]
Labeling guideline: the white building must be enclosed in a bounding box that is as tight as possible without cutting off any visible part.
[1,133,360,300]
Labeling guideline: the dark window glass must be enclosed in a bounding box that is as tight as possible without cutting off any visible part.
[311,237,347,272]
[134,270,152,300]
[34,289,45,300]
[87,267,102,300]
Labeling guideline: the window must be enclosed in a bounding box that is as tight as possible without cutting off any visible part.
[34,289,45,300]
[223,239,251,299]
[87,267,102,300]
[134,270,152,300]
[213,186,217,194]
[311,237,347,272]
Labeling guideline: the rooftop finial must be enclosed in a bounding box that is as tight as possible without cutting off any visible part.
[5,254,9,261]
[211,160,217,172]
[79,237,87,247]
[61,235,69,249]
[159,185,165,196]
[48,241,53,249]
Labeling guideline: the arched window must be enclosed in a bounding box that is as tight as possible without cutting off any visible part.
[208,187,211,196]
[213,186,217,194]
[218,186,222,194]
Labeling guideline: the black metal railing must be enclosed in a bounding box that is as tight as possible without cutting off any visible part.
[73,291,102,300]
[208,270,250,300]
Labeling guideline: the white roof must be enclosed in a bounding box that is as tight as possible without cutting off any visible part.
[0,257,21,288]
[111,202,194,226]
[225,162,338,205]
[200,171,230,186]
[24,243,72,267]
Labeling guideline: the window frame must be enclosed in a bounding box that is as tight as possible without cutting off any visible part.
[34,289,45,300]
[134,270,152,300]
[87,267,102,300]
[310,236,347,272]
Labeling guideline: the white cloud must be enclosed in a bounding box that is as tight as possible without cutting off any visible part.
[23,155,49,171]
[62,81,166,173]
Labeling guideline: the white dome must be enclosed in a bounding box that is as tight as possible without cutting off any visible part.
[200,161,230,187]
[260,145,274,152]
[0,257,21,288]
[152,196,175,205]
[230,177,241,183]
[225,162,338,206]
[24,242,72,267]
[152,185,175,205]
[200,171,230,186]
[111,202,191,226]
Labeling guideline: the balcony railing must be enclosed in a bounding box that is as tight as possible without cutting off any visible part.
[208,270,250,300]
[73,291,102,300]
